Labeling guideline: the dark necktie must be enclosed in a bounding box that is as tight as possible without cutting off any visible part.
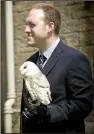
[37,54,47,70]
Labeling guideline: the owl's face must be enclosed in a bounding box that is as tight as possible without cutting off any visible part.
[20,61,40,77]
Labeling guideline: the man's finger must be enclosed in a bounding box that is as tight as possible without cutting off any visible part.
[22,111,28,118]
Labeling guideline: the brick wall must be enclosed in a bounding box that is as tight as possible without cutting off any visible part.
[12,1,94,133]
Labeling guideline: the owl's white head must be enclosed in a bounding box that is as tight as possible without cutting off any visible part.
[20,61,41,78]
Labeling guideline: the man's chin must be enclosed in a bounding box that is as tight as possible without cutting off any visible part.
[27,41,36,47]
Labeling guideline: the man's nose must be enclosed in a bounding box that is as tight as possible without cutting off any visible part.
[24,25,31,33]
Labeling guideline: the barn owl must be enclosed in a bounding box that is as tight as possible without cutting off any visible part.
[20,61,52,106]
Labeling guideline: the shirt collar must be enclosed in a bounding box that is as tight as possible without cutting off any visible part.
[39,37,60,59]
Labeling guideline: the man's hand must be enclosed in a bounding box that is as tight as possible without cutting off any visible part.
[22,108,32,118]
[22,103,47,119]
[22,106,37,118]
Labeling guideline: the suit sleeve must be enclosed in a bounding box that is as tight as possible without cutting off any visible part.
[46,53,94,122]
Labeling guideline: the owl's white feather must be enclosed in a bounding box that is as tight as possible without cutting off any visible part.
[20,61,52,106]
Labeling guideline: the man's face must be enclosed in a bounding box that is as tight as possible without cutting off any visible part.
[25,9,49,47]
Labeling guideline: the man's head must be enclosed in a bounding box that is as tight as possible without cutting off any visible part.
[25,3,61,48]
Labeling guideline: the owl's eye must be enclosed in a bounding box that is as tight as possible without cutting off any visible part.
[24,66,27,69]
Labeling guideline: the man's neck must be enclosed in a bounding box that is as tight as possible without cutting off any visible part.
[39,36,59,53]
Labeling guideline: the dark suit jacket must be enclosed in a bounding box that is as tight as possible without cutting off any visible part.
[20,40,94,133]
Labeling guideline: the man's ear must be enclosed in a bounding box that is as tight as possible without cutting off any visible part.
[47,22,55,33]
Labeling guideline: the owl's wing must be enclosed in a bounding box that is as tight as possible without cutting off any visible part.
[26,73,52,105]
[25,77,37,101]
[38,74,50,88]
[37,74,52,103]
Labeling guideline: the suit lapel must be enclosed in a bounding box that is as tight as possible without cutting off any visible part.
[42,40,64,76]
[28,40,65,76]
[27,51,39,63]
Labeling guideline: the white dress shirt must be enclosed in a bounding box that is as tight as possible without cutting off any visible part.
[38,37,60,68]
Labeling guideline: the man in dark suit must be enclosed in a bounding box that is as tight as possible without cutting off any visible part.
[20,3,94,133]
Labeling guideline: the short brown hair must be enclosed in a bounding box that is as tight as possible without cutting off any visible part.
[31,3,61,35]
